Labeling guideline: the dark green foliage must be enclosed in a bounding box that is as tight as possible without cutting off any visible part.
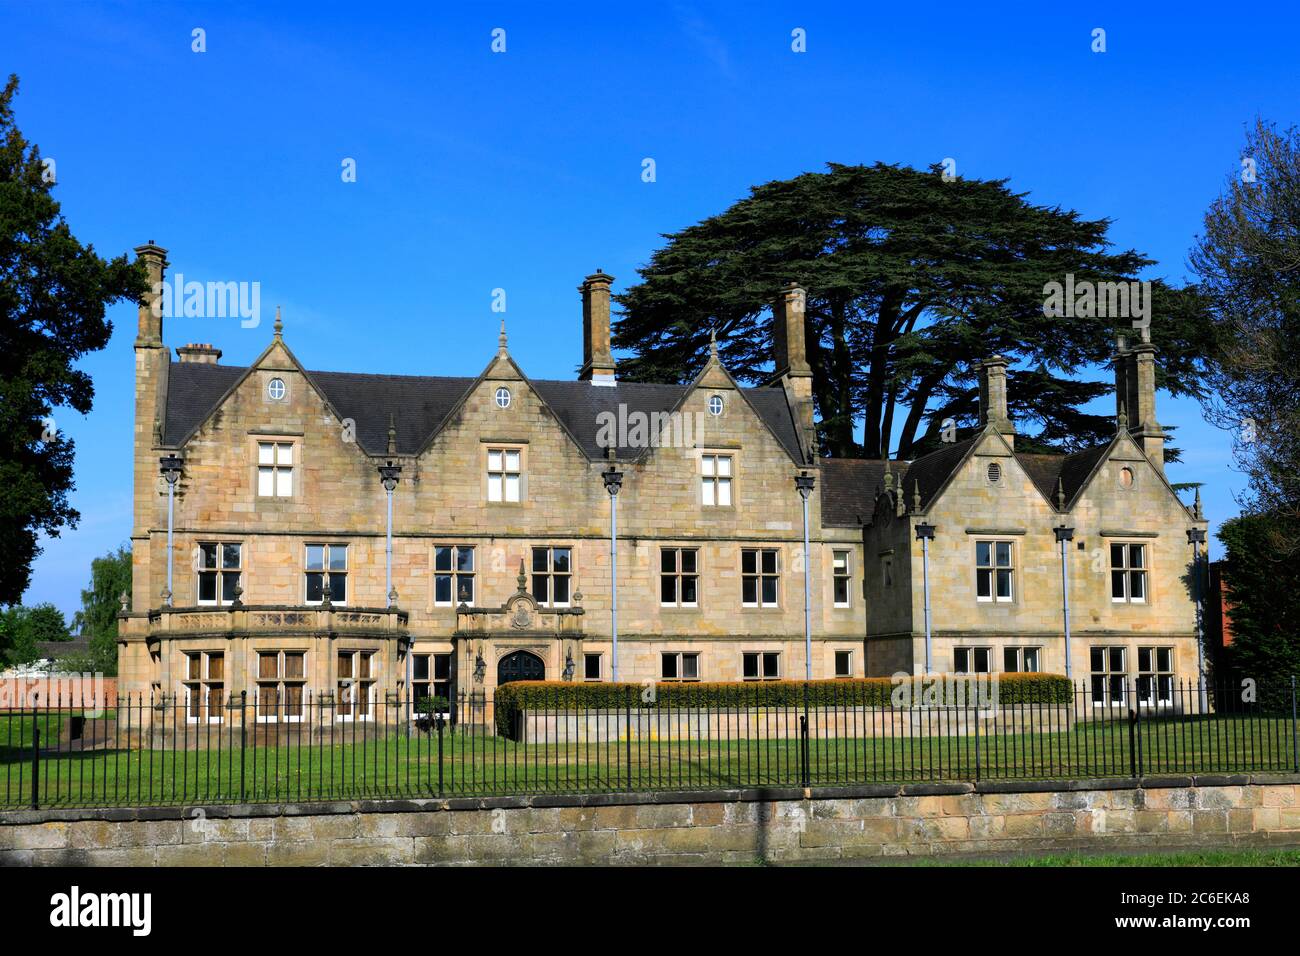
[0,602,70,667]
[0,74,146,605]
[1218,512,1300,701]
[614,162,1212,459]
[69,544,130,675]
[493,674,1073,736]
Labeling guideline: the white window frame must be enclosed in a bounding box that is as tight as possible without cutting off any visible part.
[661,651,701,682]
[1090,646,1128,708]
[196,541,242,606]
[659,547,699,608]
[832,549,852,608]
[1137,646,1174,707]
[701,453,733,507]
[433,545,476,606]
[834,650,853,679]
[1110,542,1149,604]
[975,540,1015,603]
[954,646,993,674]
[741,651,781,681]
[254,650,306,723]
[1002,646,1041,673]
[337,649,377,722]
[531,546,573,607]
[494,386,512,409]
[305,543,349,606]
[741,548,780,608]
[257,441,294,498]
[182,651,225,724]
[487,447,522,503]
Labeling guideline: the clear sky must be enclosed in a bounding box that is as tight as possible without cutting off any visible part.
[3,1,1295,622]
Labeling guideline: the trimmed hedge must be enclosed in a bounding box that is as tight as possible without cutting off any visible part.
[493,674,1072,736]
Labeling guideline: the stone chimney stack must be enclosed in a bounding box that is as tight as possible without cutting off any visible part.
[772,282,811,376]
[176,343,222,364]
[977,355,1015,441]
[578,270,616,385]
[134,242,168,347]
[1128,341,1165,474]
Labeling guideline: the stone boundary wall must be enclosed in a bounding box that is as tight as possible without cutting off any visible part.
[2,775,1299,866]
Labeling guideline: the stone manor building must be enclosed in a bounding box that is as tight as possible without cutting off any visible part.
[117,243,1209,721]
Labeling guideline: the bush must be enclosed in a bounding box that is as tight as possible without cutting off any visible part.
[492,674,1072,736]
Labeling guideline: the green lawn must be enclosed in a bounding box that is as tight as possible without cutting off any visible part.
[891,847,1300,867]
[1,711,1295,810]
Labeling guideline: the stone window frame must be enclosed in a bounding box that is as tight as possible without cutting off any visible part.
[304,542,349,606]
[337,649,378,722]
[255,649,307,724]
[182,650,225,724]
[485,444,525,504]
[659,546,700,608]
[741,650,781,681]
[974,539,1015,604]
[740,547,781,608]
[411,652,452,713]
[433,544,476,607]
[531,545,573,607]
[1109,541,1149,605]
[953,646,993,674]
[661,651,701,682]
[1137,646,1175,707]
[831,548,853,608]
[255,438,296,499]
[833,649,853,679]
[196,541,242,606]
[1002,646,1041,673]
[699,451,735,508]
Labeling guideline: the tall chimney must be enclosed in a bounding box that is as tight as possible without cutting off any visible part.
[578,270,616,385]
[176,343,222,364]
[772,282,811,376]
[978,356,1015,441]
[135,242,168,347]
[1128,341,1165,473]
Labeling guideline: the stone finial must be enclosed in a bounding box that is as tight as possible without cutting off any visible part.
[320,577,332,607]
[231,583,243,608]
[1194,487,1203,520]
[160,586,172,607]
[912,479,921,513]
[1056,477,1066,511]
[709,326,719,361]
[573,589,583,608]
[387,413,397,455]
[1117,403,1128,432]
[895,485,906,518]
[883,470,894,494]
[273,305,283,339]
[118,591,130,613]
[516,557,527,593]
[389,586,400,607]
[498,317,508,355]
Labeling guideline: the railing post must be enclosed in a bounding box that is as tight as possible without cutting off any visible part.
[239,690,248,803]
[973,690,981,783]
[30,710,39,811]
[1291,675,1298,774]
[625,685,632,792]
[437,714,445,797]
[1134,693,1144,777]
[1128,706,1139,779]
[800,683,810,788]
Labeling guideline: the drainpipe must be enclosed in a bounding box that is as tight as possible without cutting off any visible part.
[916,523,936,673]
[1055,526,1075,679]
[795,472,816,680]
[1188,528,1208,713]
[602,462,624,681]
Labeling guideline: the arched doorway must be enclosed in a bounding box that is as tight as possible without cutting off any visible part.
[497,650,545,685]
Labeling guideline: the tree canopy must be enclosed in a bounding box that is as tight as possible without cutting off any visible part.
[614,162,1212,459]
[0,74,145,605]
[70,543,130,675]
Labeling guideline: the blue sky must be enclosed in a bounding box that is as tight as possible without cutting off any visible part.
[3,1,1294,621]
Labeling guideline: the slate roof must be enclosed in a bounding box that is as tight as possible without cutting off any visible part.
[817,435,1118,528]
[163,361,805,462]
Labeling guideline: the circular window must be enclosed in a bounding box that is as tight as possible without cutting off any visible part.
[495,387,511,409]
[267,378,286,401]
[1119,466,1135,488]
[986,462,1002,484]
[708,395,724,416]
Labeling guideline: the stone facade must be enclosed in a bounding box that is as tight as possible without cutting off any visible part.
[3,777,1298,865]
[117,244,1208,723]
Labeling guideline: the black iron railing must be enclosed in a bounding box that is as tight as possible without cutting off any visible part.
[1,678,1296,810]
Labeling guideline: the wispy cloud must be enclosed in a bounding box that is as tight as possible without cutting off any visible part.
[673,4,737,81]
